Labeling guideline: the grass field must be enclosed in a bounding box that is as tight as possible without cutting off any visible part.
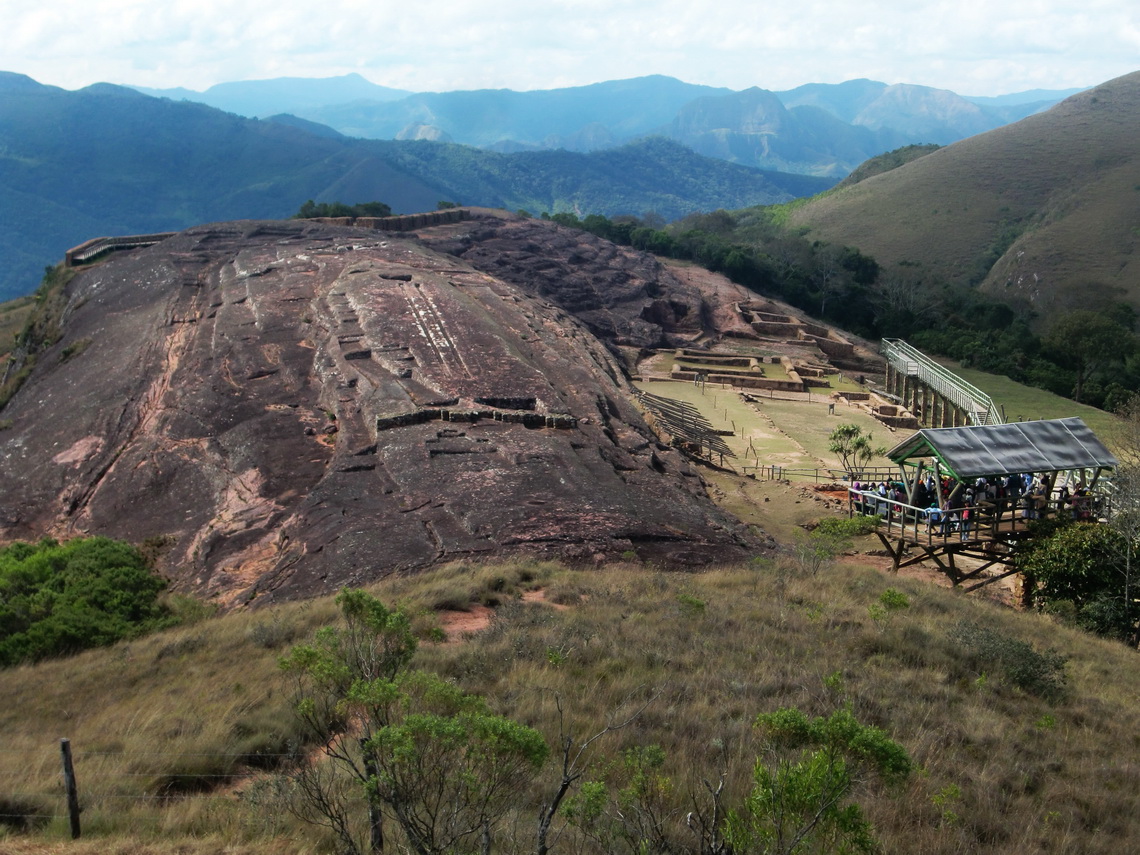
[636,379,895,473]
[938,358,1120,441]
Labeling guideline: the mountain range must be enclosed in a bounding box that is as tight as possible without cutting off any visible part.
[0,72,829,301]
[136,73,1080,176]
[785,70,1140,322]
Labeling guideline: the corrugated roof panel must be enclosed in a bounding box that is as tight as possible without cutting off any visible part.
[886,418,1117,480]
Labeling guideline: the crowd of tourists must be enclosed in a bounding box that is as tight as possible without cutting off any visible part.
[850,472,1098,540]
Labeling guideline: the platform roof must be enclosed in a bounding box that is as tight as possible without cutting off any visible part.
[886,417,1118,481]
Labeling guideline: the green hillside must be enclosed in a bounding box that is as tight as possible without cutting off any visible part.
[785,70,1140,321]
[939,359,1120,440]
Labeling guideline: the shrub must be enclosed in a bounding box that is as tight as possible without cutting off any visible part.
[0,795,51,832]
[817,514,881,537]
[950,621,1067,701]
[0,537,173,666]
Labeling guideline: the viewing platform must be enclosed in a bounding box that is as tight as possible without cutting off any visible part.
[854,416,1117,592]
[848,488,1108,591]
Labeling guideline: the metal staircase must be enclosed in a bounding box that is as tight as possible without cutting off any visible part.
[881,338,1004,426]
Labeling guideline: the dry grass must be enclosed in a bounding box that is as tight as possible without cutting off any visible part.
[0,294,34,369]
[2,557,1139,854]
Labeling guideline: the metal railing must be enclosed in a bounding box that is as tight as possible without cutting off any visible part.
[881,338,1004,426]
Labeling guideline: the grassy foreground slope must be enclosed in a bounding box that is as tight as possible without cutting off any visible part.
[2,558,1138,855]
[786,70,1140,317]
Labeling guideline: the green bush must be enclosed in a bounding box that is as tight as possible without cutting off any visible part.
[292,199,391,219]
[817,514,881,537]
[0,537,173,666]
[950,621,1067,701]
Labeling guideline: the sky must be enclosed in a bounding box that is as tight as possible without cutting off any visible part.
[2,0,1137,97]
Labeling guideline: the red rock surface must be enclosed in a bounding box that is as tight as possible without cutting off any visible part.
[418,214,708,348]
[0,218,760,607]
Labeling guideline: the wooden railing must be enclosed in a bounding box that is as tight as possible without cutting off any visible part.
[848,488,1109,546]
[744,465,901,484]
[65,233,177,266]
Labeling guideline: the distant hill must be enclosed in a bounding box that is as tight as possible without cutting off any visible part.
[774,79,1063,138]
[135,72,411,117]
[668,87,906,176]
[298,75,730,147]
[0,72,831,300]
[785,70,1140,321]
[963,87,1086,107]
[298,77,1072,175]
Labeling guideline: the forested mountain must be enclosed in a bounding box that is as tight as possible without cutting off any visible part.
[0,72,831,300]
[298,76,730,148]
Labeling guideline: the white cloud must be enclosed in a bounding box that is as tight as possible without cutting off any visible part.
[0,0,1134,95]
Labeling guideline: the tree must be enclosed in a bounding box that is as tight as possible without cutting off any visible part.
[1043,310,1135,403]
[280,589,548,855]
[1108,394,1140,645]
[809,244,849,318]
[293,200,392,219]
[723,707,911,855]
[562,744,679,855]
[366,672,549,855]
[828,424,886,475]
[534,691,657,855]
[1020,522,1136,641]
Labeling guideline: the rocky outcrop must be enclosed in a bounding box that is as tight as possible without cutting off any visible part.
[0,219,759,607]
[419,216,708,348]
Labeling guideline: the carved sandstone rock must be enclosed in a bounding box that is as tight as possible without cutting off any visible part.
[0,219,758,607]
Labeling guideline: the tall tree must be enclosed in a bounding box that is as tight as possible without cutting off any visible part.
[1043,310,1135,403]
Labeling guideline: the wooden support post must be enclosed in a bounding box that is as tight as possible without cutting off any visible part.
[60,738,80,839]
[907,460,924,506]
[874,531,906,572]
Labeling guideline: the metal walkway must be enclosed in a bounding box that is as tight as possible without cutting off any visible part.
[881,338,1004,426]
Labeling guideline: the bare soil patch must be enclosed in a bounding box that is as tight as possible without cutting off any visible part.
[437,589,569,642]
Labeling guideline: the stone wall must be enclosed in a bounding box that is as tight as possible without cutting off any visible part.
[63,210,471,269]
[323,208,470,232]
[804,334,856,359]
[376,407,576,432]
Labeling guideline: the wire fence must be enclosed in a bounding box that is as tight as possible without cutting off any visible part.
[740,464,900,484]
[0,742,309,837]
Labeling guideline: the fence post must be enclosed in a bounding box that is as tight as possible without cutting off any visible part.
[59,738,80,839]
